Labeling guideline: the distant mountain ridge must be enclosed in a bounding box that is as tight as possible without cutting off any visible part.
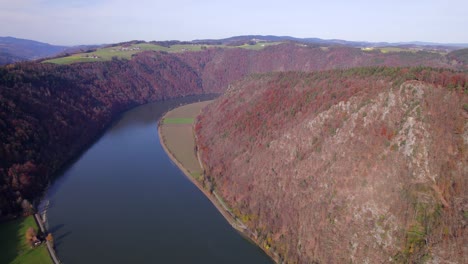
[194,35,468,48]
[3,35,468,66]
[0,36,67,64]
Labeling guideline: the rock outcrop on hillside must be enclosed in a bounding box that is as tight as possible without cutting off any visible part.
[195,68,468,263]
[0,43,465,219]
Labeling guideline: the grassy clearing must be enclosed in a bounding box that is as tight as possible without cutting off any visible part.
[379,47,418,53]
[361,47,419,53]
[190,172,203,181]
[233,42,282,50]
[43,41,283,64]
[44,43,167,64]
[0,216,52,264]
[361,46,446,55]
[160,101,212,180]
[43,43,218,64]
[162,118,194,124]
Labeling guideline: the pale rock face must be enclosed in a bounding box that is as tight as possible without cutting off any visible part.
[196,71,468,263]
[464,122,468,145]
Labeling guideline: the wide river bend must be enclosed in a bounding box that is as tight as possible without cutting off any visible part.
[39,95,272,264]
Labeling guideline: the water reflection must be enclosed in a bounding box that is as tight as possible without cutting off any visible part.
[40,95,272,264]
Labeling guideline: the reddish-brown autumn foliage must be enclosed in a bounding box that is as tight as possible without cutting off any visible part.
[0,52,204,216]
[177,43,465,94]
[25,226,36,247]
[46,233,53,243]
[195,68,468,263]
[0,44,465,221]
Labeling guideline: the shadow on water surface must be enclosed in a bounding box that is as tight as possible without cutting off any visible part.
[54,231,72,248]
[48,223,72,248]
[48,223,65,234]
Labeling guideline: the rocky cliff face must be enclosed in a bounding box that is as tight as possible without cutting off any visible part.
[195,68,468,263]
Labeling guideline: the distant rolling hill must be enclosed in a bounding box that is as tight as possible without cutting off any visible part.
[194,35,468,49]
[0,36,67,65]
[3,35,467,66]
[447,48,468,64]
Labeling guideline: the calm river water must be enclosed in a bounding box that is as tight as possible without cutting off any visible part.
[40,95,272,264]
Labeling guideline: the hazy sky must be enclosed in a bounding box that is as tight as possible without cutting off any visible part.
[0,0,467,46]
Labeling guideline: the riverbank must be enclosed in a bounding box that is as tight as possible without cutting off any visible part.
[158,101,279,263]
[35,95,272,263]
[33,214,60,264]
[0,216,52,264]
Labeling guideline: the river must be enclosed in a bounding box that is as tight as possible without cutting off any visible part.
[39,95,272,264]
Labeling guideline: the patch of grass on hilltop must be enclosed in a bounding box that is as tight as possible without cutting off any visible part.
[361,47,440,54]
[43,43,165,64]
[375,47,445,55]
[0,216,52,264]
[43,43,217,64]
[379,47,417,53]
[163,118,194,124]
[234,42,282,50]
[43,42,283,64]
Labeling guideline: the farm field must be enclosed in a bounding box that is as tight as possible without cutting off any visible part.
[159,101,212,181]
[232,41,282,50]
[43,43,190,64]
[361,46,447,54]
[162,118,194,124]
[43,42,282,64]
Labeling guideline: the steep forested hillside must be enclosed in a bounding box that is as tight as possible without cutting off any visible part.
[0,43,465,221]
[177,43,463,93]
[448,48,468,65]
[0,52,203,216]
[195,68,467,263]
